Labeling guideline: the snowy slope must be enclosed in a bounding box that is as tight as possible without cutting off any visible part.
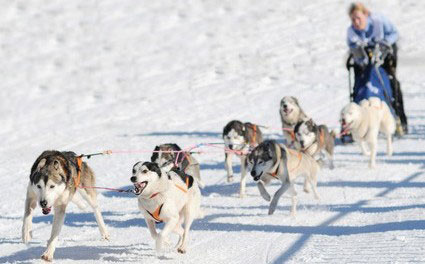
[1,0,425,263]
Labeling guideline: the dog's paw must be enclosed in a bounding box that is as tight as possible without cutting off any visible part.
[368,162,376,169]
[102,232,110,241]
[239,192,246,198]
[177,247,186,254]
[227,175,234,183]
[268,207,276,215]
[41,253,53,262]
[22,228,32,244]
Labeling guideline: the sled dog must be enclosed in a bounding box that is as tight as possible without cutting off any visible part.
[279,96,309,146]
[131,161,202,254]
[294,119,335,169]
[22,150,109,261]
[340,97,395,168]
[151,143,203,188]
[222,120,263,197]
[247,140,320,216]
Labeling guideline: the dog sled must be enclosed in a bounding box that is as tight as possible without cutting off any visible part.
[341,43,405,144]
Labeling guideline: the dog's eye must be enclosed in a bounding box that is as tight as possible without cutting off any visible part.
[142,169,148,173]
[37,185,41,189]
[50,185,55,189]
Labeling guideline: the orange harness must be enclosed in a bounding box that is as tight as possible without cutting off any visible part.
[287,149,303,172]
[290,130,296,142]
[251,125,257,146]
[268,148,302,179]
[319,129,325,147]
[73,156,83,188]
[146,178,190,223]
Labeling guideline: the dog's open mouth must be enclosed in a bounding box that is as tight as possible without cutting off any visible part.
[253,171,263,181]
[133,181,148,195]
[341,120,353,134]
[42,207,51,215]
[283,108,293,115]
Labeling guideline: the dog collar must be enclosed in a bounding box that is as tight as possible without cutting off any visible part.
[268,164,280,179]
[149,192,160,199]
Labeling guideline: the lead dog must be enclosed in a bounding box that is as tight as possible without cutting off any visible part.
[131,161,202,254]
[279,96,309,146]
[340,97,395,168]
[22,150,109,261]
[247,140,320,216]
[151,143,204,188]
[294,119,335,169]
[222,120,263,197]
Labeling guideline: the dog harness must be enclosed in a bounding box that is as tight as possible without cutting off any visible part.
[145,177,190,223]
[268,164,280,179]
[287,149,303,172]
[74,156,83,188]
[146,204,164,223]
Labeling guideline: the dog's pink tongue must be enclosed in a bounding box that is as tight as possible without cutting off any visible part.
[42,207,51,215]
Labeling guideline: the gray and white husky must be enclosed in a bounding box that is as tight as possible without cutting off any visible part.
[247,140,320,216]
[294,119,335,169]
[22,150,109,261]
[279,96,310,146]
[151,143,204,188]
[223,120,263,197]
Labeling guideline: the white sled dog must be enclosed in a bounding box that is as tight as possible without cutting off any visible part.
[279,96,310,146]
[131,161,202,254]
[340,97,395,168]
[222,120,263,198]
[22,150,109,261]
[247,140,320,216]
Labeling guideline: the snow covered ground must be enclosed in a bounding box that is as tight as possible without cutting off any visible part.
[1,0,425,263]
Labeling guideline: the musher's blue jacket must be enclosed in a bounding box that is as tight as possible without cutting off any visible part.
[347,13,398,48]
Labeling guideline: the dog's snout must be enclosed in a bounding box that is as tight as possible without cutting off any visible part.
[251,170,256,177]
[130,176,137,183]
[228,144,233,150]
[283,104,287,109]
[40,200,47,208]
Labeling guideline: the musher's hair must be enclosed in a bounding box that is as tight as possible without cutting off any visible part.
[348,2,370,16]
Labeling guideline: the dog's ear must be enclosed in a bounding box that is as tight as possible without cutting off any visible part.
[294,121,303,133]
[176,151,186,164]
[171,144,181,151]
[36,158,47,172]
[306,119,316,130]
[30,158,46,183]
[291,96,299,106]
[53,160,60,170]
[265,141,275,160]
[151,146,160,162]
